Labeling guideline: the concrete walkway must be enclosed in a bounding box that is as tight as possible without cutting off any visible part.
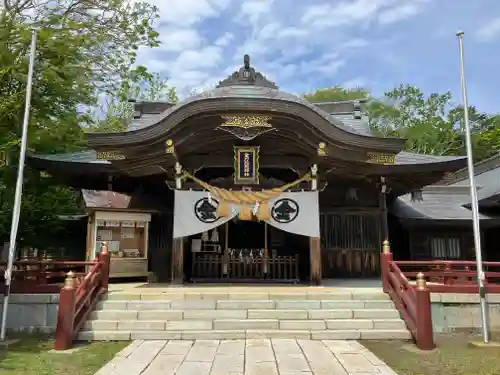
[95,339,398,375]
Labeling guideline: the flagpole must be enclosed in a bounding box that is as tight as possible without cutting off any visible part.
[0,29,38,341]
[456,30,489,343]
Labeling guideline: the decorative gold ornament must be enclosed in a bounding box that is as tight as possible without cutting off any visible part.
[382,240,391,254]
[416,272,427,291]
[165,139,175,154]
[366,152,395,164]
[317,142,327,156]
[96,151,125,160]
[221,115,272,129]
[64,271,76,289]
[234,146,259,184]
[218,115,274,141]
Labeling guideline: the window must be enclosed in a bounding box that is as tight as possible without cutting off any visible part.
[430,237,461,259]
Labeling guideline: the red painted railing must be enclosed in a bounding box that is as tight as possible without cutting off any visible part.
[394,260,500,293]
[380,242,435,350]
[54,242,110,350]
[0,260,96,293]
[381,241,500,350]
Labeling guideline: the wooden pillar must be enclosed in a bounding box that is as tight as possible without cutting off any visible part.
[380,241,393,293]
[263,223,268,275]
[310,237,322,285]
[85,214,94,261]
[379,178,389,244]
[415,273,435,350]
[223,222,229,276]
[54,272,77,350]
[171,237,184,284]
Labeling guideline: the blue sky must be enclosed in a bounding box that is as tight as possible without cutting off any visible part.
[134,0,500,113]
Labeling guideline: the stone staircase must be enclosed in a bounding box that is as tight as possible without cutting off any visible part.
[78,288,411,341]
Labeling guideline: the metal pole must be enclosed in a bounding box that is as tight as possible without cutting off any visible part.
[456,30,489,343]
[0,29,37,341]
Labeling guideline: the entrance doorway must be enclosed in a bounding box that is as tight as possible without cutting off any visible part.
[228,220,265,249]
[185,219,310,283]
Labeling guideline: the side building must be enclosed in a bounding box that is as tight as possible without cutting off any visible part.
[27,56,467,284]
[392,153,500,262]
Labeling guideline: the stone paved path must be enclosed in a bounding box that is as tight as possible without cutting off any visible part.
[95,339,398,375]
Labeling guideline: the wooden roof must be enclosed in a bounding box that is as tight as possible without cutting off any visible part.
[86,55,405,153]
[82,190,162,212]
[26,55,468,196]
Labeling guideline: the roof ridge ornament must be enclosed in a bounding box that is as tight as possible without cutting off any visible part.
[216,54,278,89]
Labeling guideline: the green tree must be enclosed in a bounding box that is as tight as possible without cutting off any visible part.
[367,85,462,155]
[0,0,160,246]
[303,84,498,160]
[476,114,500,159]
[368,85,495,159]
[303,86,370,102]
[87,70,178,133]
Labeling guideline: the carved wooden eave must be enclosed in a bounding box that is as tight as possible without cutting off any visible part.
[85,55,406,154]
[86,96,405,152]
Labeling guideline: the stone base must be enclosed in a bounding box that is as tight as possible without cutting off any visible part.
[468,340,500,348]
[0,338,20,347]
[49,342,88,354]
[402,343,439,354]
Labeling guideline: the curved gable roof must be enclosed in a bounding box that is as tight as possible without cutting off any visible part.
[87,56,406,152]
[87,85,405,151]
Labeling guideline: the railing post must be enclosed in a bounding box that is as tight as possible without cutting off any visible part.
[380,240,393,293]
[97,241,110,291]
[415,272,436,350]
[443,263,453,285]
[54,271,77,350]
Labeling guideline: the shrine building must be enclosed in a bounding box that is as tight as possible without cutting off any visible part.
[28,55,486,285]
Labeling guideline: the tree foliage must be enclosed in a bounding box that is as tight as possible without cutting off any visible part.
[0,0,161,246]
[304,84,499,160]
[304,86,370,102]
[87,69,178,133]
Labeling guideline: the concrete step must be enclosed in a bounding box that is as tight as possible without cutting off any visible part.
[101,291,391,301]
[84,318,407,331]
[80,290,410,342]
[89,308,401,320]
[95,300,396,311]
[77,328,411,341]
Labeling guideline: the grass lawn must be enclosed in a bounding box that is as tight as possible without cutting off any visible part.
[0,333,128,375]
[362,331,500,375]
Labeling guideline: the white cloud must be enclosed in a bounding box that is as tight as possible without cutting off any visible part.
[475,17,500,42]
[340,38,369,49]
[145,0,229,26]
[378,3,422,25]
[130,0,496,106]
[168,47,223,72]
[214,32,234,47]
[300,0,387,29]
[158,28,202,52]
[237,0,275,25]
